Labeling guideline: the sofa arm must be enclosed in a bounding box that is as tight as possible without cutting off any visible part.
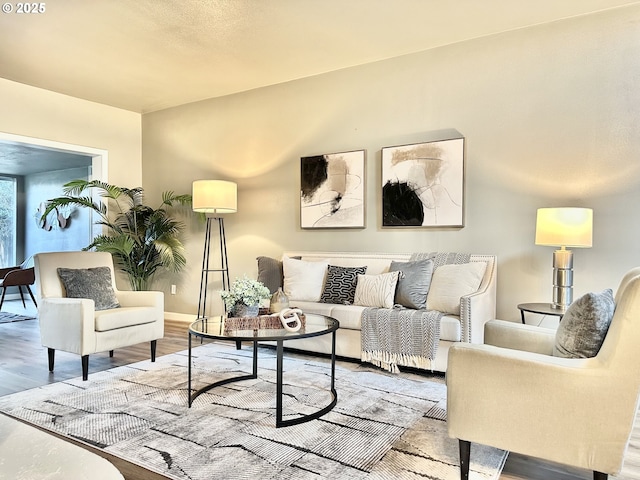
[116,290,164,310]
[39,298,97,356]
[459,284,496,344]
[485,319,556,355]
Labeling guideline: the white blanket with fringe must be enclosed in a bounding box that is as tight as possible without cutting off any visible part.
[360,252,472,372]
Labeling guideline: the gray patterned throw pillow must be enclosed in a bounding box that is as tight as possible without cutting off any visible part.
[320,265,367,305]
[57,267,120,311]
[553,289,615,358]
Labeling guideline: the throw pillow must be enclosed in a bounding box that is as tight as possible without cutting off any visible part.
[57,267,120,311]
[353,271,400,309]
[256,256,284,294]
[553,289,615,358]
[389,258,434,309]
[320,265,367,305]
[282,256,329,302]
[426,262,486,315]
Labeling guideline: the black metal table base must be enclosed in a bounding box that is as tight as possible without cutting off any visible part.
[188,331,337,428]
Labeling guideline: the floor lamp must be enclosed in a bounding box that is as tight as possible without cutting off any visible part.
[192,180,237,320]
[535,207,593,310]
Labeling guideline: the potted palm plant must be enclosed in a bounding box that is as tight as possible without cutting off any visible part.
[41,180,194,291]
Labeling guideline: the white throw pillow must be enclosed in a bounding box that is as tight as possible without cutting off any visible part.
[353,271,400,309]
[426,262,486,315]
[283,256,329,301]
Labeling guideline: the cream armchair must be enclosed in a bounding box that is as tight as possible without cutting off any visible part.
[34,251,164,381]
[447,267,640,480]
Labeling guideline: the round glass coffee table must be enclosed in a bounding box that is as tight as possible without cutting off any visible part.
[188,313,339,428]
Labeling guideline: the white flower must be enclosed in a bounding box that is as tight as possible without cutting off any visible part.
[220,276,271,309]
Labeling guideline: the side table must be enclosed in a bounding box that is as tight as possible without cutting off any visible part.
[517,302,566,324]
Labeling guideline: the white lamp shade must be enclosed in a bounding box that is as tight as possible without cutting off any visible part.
[192,180,237,214]
[535,207,593,248]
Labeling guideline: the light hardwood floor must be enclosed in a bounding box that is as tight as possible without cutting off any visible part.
[0,299,613,479]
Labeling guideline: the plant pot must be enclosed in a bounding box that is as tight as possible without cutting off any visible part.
[231,303,259,318]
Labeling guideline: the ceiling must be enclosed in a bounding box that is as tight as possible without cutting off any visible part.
[0,143,92,176]
[0,0,638,114]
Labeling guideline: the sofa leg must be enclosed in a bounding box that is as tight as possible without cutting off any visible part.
[459,440,470,480]
[47,348,55,372]
[150,340,157,362]
[594,472,608,480]
[81,355,89,381]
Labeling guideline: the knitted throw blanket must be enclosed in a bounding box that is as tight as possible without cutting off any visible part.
[360,252,472,373]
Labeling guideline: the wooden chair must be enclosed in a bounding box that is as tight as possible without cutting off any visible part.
[0,259,37,310]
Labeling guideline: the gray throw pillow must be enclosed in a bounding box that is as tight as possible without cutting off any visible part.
[57,267,120,311]
[320,265,367,305]
[256,256,284,294]
[553,289,615,358]
[389,258,434,309]
[257,256,301,294]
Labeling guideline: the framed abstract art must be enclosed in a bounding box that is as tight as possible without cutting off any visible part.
[382,137,465,227]
[300,150,365,229]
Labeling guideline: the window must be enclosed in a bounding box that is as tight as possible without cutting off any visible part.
[0,176,16,267]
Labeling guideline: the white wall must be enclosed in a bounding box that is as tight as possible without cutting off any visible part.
[143,5,640,321]
[0,78,142,188]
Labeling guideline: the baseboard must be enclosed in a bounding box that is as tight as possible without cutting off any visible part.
[164,311,195,328]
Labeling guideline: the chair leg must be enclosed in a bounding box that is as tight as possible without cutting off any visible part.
[81,355,89,381]
[151,340,157,362]
[109,350,114,357]
[17,286,26,308]
[594,472,608,480]
[459,440,470,480]
[26,285,37,307]
[48,348,55,372]
[0,287,5,310]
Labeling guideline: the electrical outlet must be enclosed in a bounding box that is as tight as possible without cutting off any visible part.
[171,285,177,295]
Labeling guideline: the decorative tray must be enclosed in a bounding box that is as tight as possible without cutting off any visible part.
[224,312,306,331]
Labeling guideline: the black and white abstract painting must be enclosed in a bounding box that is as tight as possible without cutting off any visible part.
[382,137,464,227]
[300,150,365,229]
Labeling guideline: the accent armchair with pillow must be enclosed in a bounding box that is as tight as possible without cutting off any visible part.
[447,267,640,480]
[33,251,164,381]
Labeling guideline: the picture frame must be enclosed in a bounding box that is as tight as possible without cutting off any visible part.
[381,137,464,227]
[300,150,365,229]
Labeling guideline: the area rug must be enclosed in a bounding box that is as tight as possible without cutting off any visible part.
[0,312,35,324]
[0,342,507,479]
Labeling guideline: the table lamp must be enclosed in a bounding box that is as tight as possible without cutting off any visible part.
[192,180,237,319]
[535,207,593,309]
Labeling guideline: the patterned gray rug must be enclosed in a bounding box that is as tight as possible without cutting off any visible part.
[0,342,507,479]
[0,312,36,324]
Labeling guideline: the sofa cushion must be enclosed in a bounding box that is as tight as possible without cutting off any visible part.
[389,258,434,309]
[57,267,120,311]
[283,256,329,302]
[94,306,157,332]
[320,265,367,305]
[553,289,615,358]
[426,262,486,315]
[353,271,400,309]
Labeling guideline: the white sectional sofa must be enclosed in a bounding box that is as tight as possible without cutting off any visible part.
[258,251,497,373]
